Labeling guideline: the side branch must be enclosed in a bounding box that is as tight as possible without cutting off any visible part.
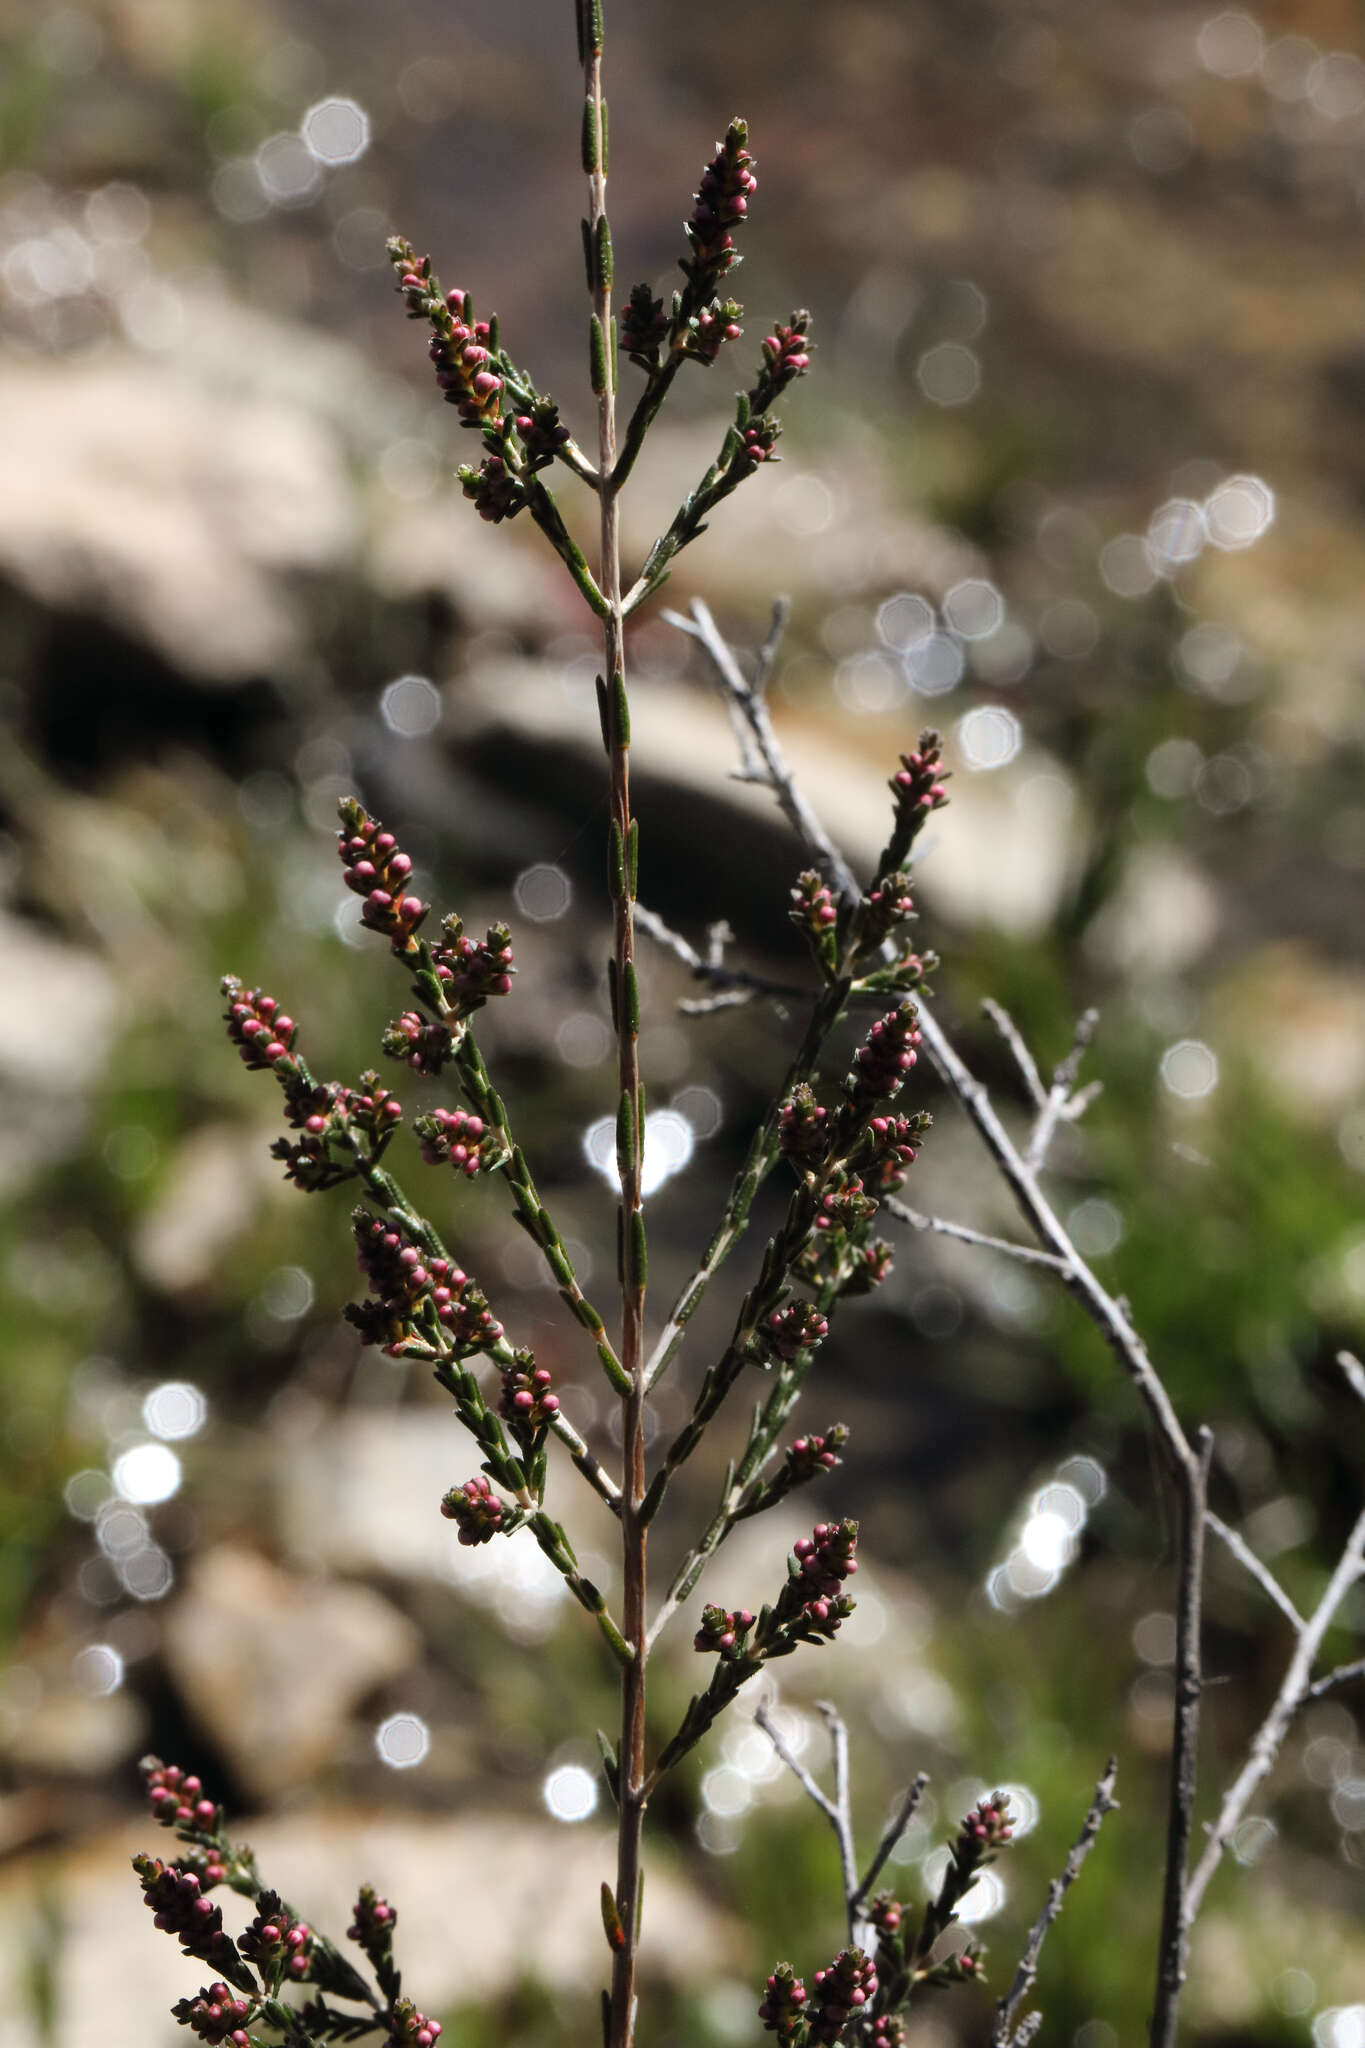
[1150,1427,1213,2048]
[1185,1503,1365,1924]
[991,1758,1119,2047]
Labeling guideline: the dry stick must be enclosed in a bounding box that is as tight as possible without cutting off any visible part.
[819,1703,862,1940]
[1025,1006,1100,1174]
[1303,1656,1365,1703]
[887,1196,1071,1274]
[634,902,805,1003]
[851,1771,930,1917]
[982,997,1049,1111]
[1150,1426,1214,2048]
[1184,1502,1365,1924]
[577,14,647,2045]
[1338,1348,1365,1405]
[1205,1512,1304,1632]
[754,1703,918,1951]
[990,1757,1120,2048]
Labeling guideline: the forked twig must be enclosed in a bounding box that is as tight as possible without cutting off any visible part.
[991,1757,1120,2047]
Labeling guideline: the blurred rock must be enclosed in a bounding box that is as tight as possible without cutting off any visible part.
[0,352,344,680]
[131,1123,271,1295]
[0,911,118,1185]
[161,1547,420,1798]
[458,656,1085,935]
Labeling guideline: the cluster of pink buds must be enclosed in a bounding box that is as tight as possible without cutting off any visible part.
[458,451,525,524]
[686,297,743,363]
[809,1947,878,2044]
[758,1962,808,2038]
[171,1982,253,2046]
[237,1893,313,1984]
[685,118,757,283]
[862,871,915,945]
[937,1951,980,1983]
[144,1759,217,1835]
[133,1856,251,1987]
[861,1111,929,1195]
[348,1213,504,1357]
[868,2014,907,2047]
[763,1298,830,1363]
[386,240,505,430]
[415,1107,495,1179]
[431,915,515,1014]
[789,868,839,965]
[387,1998,442,2046]
[431,288,503,425]
[221,979,302,1080]
[815,1176,879,1234]
[778,1084,829,1168]
[784,1425,847,1482]
[382,1011,455,1076]
[784,1519,859,1638]
[515,399,571,469]
[846,1004,922,1111]
[440,1474,507,1546]
[749,312,813,413]
[737,417,781,471]
[840,1238,894,1296]
[954,1790,1015,1863]
[348,1885,397,1957]
[337,802,428,953]
[498,1351,560,1433]
[693,1604,755,1655]
[621,282,669,367]
[274,1074,403,1192]
[890,733,950,823]
[869,1895,903,1937]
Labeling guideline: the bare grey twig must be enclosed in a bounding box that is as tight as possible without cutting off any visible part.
[664,597,862,902]
[982,998,1048,1111]
[1338,1349,1365,1406]
[1026,1006,1100,1173]
[756,1703,927,1951]
[1205,1511,1304,1632]
[1302,1656,1365,1703]
[991,1757,1120,2047]
[634,902,803,1006]
[1185,1503,1365,1923]
[851,1772,930,1915]
[1150,1426,1214,2048]
[818,1703,862,1942]
[886,1196,1071,1273]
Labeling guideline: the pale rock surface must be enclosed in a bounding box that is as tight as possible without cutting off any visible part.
[457,656,1083,934]
[161,1548,421,1798]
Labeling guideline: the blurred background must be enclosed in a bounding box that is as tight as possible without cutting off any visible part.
[1,0,1364,2041]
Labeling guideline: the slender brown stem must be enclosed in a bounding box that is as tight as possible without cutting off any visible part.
[1149,1427,1213,2048]
[579,12,647,2045]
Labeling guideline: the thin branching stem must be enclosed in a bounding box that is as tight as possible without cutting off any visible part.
[1185,1504,1365,1923]
[852,1772,929,1915]
[581,13,648,2043]
[992,1759,1119,2047]
[1205,1511,1304,1631]
[1150,1427,1213,2048]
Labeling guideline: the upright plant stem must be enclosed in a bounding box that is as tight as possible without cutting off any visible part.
[579,9,648,2044]
[1149,1427,1213,2048]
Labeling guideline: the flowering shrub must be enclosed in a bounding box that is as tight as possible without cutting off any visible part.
[129,3,1365,2045]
